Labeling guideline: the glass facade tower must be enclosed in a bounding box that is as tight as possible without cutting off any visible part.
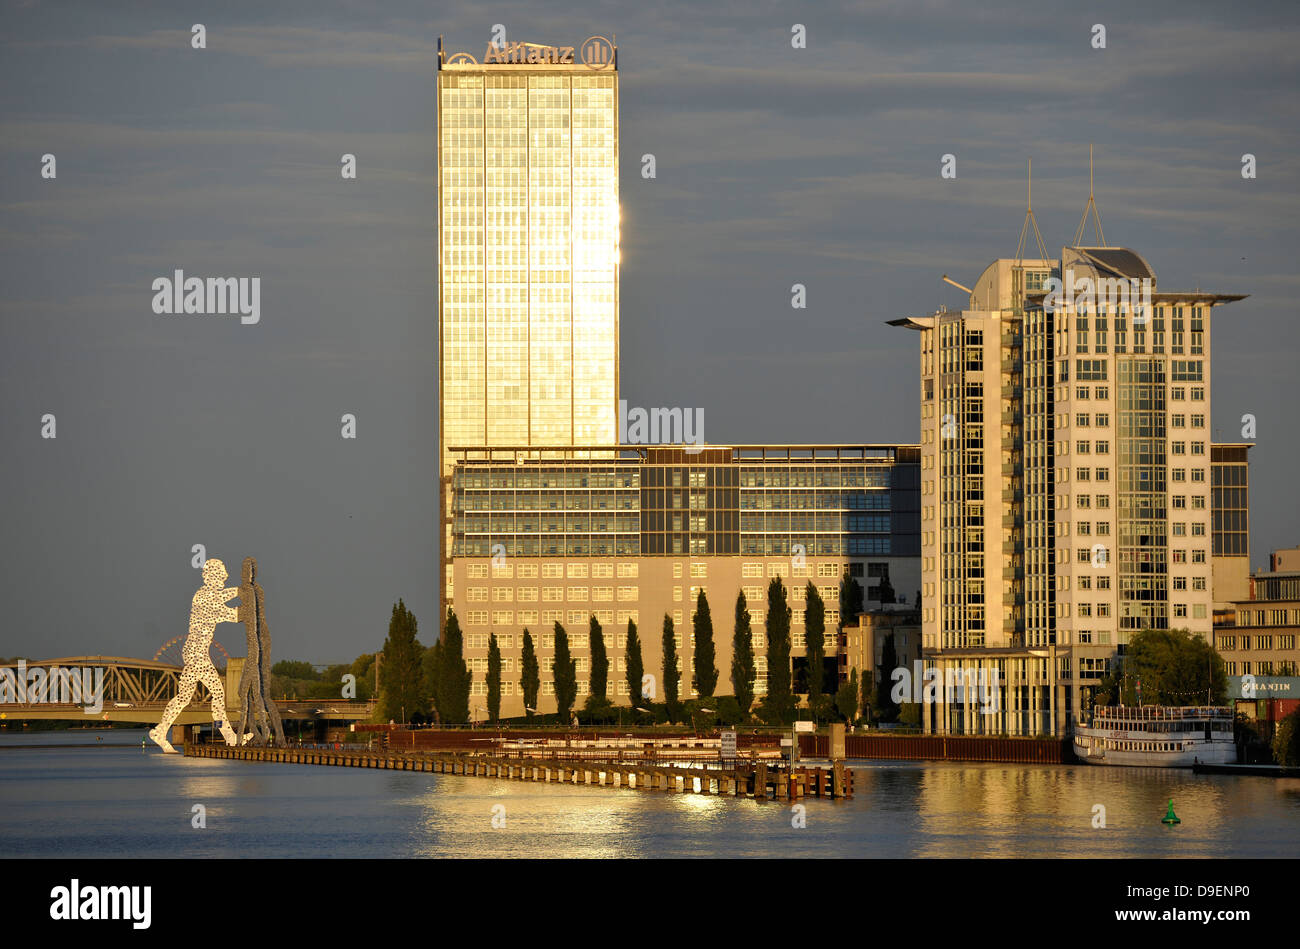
[437,41,620,609]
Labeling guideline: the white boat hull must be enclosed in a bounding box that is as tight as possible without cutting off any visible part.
[1073,728,1235,768]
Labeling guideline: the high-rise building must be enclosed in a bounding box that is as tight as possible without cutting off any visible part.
[437,37,621,613]
[892,244,1246,736]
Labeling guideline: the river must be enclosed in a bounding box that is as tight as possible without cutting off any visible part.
[1,730,1296,858]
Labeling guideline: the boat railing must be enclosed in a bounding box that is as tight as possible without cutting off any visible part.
[1092,705,1232,723]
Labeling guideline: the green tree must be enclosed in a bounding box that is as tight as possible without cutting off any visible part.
[438,608,470,724]
[859,670,875,722]
[486,633,502,724]
[553,623,578,722]
[731,590,756,718]
[805,581,826,702]
[625,619,644,710]
[589,615,609,701]
[839,574,865,628]
[378,599,423,723]
[349,653,377,701]
[836,668,859,722]
[876,632,899,720]
[692,590,718,698]
[272,660,319,681]
[1096,629,1227,706]
[1273,708,1300,768]
[662,614,680,721]
[715,695,742,726]
[762,577,795,725]
[422,640,442,722]
[876,571,896,605]
[520,628,540,718]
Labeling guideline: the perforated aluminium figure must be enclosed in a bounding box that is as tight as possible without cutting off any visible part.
[149,559,241,753]
[240,557,285,747]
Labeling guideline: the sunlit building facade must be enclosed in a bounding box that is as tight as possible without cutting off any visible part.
[437,39,620,612]
[892,247,1246,737]
[449,444,920,719]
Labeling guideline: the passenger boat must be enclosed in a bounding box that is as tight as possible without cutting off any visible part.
[1072,705,1235,767]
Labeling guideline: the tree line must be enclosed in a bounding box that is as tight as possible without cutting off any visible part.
[376,574,901,727]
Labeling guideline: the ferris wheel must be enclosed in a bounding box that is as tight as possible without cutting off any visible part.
[154,637,231,670]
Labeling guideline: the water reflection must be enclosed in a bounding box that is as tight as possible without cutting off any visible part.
[1,734,1296,858]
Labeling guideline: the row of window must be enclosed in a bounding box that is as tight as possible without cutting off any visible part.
[458,605,840,633]
[1073,548,1209,563]
[1224,662,1300,676]
[463,609,639,629]
[467,562,640,579]
[466,586,641,602]
[739,584,840,602]
[1220,633,1299,649]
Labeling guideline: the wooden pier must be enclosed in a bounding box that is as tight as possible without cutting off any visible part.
[183,744,854,802]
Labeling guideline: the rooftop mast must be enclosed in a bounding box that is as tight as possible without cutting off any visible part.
[1073,144,1108,247]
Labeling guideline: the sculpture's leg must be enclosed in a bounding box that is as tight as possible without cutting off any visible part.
[242,628,262,743]
[237,682,253,743]
[151,669,197,753]
[258,610,285,746]
[198,661,237,746]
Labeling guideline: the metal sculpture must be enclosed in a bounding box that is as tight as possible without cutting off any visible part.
[148,559,241,753]
[236,557,284,746]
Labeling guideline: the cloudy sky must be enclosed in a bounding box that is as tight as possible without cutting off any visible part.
[2,0,1297,664]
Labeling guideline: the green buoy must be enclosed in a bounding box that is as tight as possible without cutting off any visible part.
[1161,798,1181,825]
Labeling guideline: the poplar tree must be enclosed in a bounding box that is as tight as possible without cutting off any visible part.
[877,632,899,718]
[437,607,470,724]
[553,622,578,722]
[625,619,644,709]
[520,628,540,718]
[486,633,502,724]
[764,577,795,724]
[839,574,865,629]
[805,581,826,700]
[589,615,609,701]
[836,667,859,722]
[731,590,756,717]
[423,638,442,722]
[379,599,423,723]
[662,614,680,720]
[692,590,718,698]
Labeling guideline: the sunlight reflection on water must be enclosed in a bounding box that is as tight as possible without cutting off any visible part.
[1,732,1296,858]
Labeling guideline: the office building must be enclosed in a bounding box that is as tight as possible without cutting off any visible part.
[449,444,919,718]
[1216,550,1300,678]
[437,37,621,614]
[892,243,1246,736]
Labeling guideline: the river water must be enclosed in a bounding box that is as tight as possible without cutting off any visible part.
[1,730,1296,858]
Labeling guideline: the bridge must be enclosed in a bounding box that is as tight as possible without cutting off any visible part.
[0,656,375,733]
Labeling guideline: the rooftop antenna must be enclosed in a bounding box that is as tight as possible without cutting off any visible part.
[1014,158,1050,264]
[1013,158,1050,311]
[1072,144,1108,247]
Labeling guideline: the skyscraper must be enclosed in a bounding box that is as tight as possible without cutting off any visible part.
[892,241,1246,737]
[437,36,621,612]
